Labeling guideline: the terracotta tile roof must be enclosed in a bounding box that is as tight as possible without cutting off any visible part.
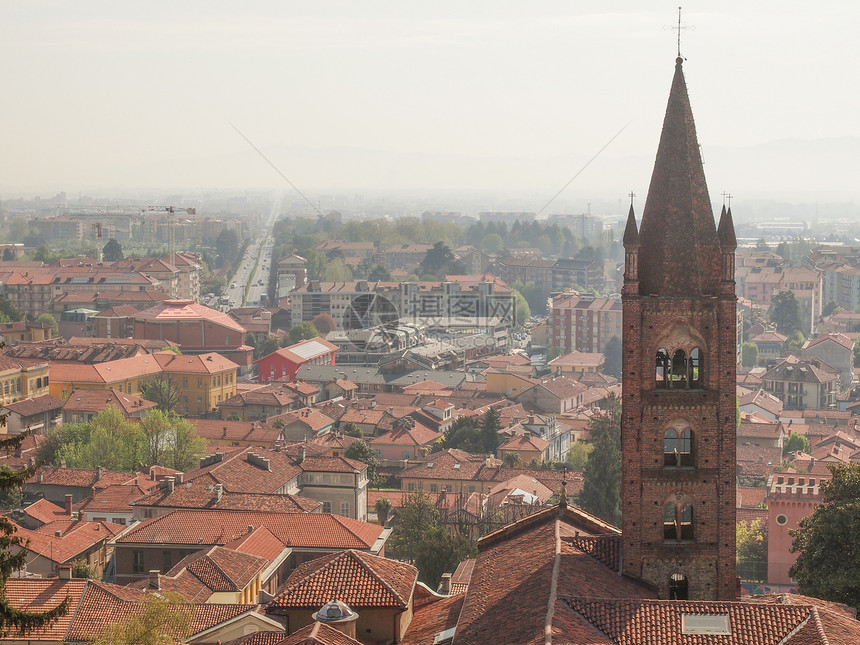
[400,594,464,645]
[2,394,63,417]
[191,419,282,446]
[450,558,475,595]
[270,408,335,433]
[27,466,136,489]
[134,299,246,333]
[498,433,549,453]
[369,424,442,448]
[0,578,87,641]
[737,486,768,508]
[22,497,69,524]
[299,455,367,474]
[62,389,157,415]
[50,353,163,385]
[154,350,240,375]
[14,520,123,563]
[566,597,814,645]
[738,421,784,440]
[224,525,290,564]
[268,622,363,645]
[310,432,362,452]
[533,375,588,399]
[114,509,385,551]
[182,447,302,494]
[805,332,854,350]
[223,632,289,645]
[65,580,257,641]
[162,546,269,597]
[133,477,319,513]
[77,484,148,515]
[271,549,417,610]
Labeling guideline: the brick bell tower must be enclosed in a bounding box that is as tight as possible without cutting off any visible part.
[621,56,738,601]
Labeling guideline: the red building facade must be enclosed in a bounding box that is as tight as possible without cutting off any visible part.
[257,337,337,384]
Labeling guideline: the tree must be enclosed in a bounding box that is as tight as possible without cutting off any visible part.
[215,229,239,268]
[480,407,502,455]
[35,313,58,337]
[102,238,124,262]
[786,329,807,353]
[737,518,767,582]
[140,374,181,414]
[344,440,379,487]
[480,233,503,253]
[168,415,208,471]
[441,417,485,453]
[387,492,440,563]
[790,463,860,611]
[375,498,392,526]
[501,452,520,467]
[566,441,593,471]
[575,394,621,526]
[0,428,71,634]
[77,407,145,472]
[414,526,477,589]
[783,431,811,457]
[288,322,319,345]
[0,466,22,511]
[71,558,96,579]
[342,422,363,438]
[303,249,327,281]
[324,258,352,282]
[510,289,531,326]
[257,335,280,359]
[770,291,804,337]
[140,409,173,468]
[311,313,337,334]
[602,336,622,379]
[1,249,15,261]
[93,592,191,645]
[741,341,758,367]
[368,264,392,282]
[419,241,464,277]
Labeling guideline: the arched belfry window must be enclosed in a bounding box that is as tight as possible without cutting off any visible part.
[663,427,693,467]
[664,502,694,541]
[653,324,707,391]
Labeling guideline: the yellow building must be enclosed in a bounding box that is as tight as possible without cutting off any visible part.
[0,356,51,406]
[50,354,163,401]
[485,368,538,398]
[155,352,238,416]
[49,351,239,417]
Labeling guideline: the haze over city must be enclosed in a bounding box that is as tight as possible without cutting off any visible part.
[3,1,859,208]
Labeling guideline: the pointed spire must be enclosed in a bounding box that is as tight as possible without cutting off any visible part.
[623,203,639,247]
[636,58,721,297]
[718,206,737,249]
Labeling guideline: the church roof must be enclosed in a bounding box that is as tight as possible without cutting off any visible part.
[637,58,721,297]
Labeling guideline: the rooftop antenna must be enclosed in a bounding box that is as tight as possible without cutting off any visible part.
[666,6,695,59]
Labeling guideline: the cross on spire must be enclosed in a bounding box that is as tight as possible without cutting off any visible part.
[667,6,695,58]
[722,191,733,208]
[629,191,636,207]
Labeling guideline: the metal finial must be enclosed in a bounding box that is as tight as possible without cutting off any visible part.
[722,192,734,209]
[629,191,636,208]
[666,7,695,59]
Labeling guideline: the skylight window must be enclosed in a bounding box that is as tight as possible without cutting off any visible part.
[681,614,730,635]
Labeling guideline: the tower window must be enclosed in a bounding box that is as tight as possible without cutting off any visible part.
[669,573,689,600]
[656,348,669,388]
[689,347,703,388]
[664,428,693,467]
[664,502,694,541]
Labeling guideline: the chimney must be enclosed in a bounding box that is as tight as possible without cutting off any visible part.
[60,459,67,469]
[165,476,175,493]
[65,494,73,516]
[37,469,43,483]
[247,525,254,534]
[222,426,227,438]
[214,483,223,501]
[58,564,72,580]
[298,445,306,464]
[175,473,183,484]
[96,466,104,481]
[439,572,452,595]
[149,570,161,590]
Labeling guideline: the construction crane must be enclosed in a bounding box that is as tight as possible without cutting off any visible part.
[139,206,196,261]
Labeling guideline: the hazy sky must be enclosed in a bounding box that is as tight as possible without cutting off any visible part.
[2,1,858,198]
